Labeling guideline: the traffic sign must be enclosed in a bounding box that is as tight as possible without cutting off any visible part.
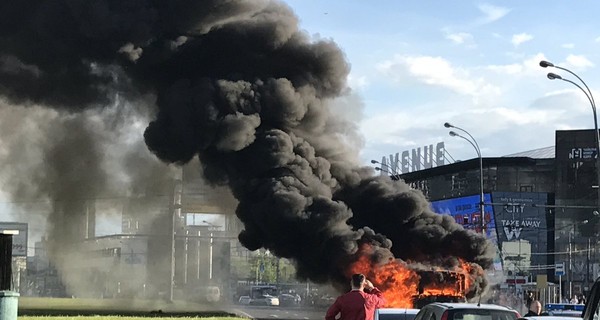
[555,262,565,276]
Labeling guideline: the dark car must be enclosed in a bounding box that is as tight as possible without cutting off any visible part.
[279,293,302,306]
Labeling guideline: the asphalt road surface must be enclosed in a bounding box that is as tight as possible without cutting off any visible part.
[227,305,327,320]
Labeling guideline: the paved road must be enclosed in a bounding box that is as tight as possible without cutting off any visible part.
[226,305,327,320]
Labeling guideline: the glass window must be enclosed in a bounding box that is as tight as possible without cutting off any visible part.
[450,310,517,320]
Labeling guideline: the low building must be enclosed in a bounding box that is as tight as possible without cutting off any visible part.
[392,129,599,297]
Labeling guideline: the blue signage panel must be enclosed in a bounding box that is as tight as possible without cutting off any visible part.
[430,194,495,236]
[431,194,501,270]
[555,262,565,276]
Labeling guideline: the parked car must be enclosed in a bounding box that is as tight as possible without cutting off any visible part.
[238,295,251,305]
[519,317,581,320]
[250,294,280,306]
[375,308,420,320]
[279,293,302,306]
[582,278,600,320]
[544,303,584,318]
[414,303,520,320]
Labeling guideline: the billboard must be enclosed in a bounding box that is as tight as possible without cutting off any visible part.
[379,142,445,175]
[0,222,28,256]
[491,192,549,276]
[430,194,502,270]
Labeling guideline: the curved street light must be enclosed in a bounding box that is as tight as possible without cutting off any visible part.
[540,60,600,213]
[371,159,398,175]
[445,122,486,234]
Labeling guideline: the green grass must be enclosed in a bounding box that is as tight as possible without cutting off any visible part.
[18,317,245,320]
[16,297,244,318]
[19,296,213,311]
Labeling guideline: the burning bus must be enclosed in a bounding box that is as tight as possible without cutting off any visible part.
[350,251,482,309]
[411,270,467,308]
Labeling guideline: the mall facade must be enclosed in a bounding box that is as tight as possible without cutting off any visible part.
[391,129,600,297]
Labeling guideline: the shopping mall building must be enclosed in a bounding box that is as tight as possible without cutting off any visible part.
[385,129,600,297]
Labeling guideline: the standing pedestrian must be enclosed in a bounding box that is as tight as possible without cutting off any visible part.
[525,291,534,310]
[524,300,542,317]
[325,273,386,320]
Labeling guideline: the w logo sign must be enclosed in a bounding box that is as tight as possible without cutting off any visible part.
[504,227,522,240]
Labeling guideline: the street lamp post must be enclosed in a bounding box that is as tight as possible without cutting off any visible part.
[540,60,600,212]
[567,219,589,300]
[202,220,222,282]
[169,179,183,302]
[444,122,485,234]
[371,159,398,176]
[568,226,573,300]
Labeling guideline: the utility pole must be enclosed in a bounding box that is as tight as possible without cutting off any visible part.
[168,179,183,302]
[568,229,573,301]
[444,122,485,234]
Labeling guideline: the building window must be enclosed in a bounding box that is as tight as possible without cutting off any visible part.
[122,219,131,231]
[520,185,533,192]
[451,174,467,192]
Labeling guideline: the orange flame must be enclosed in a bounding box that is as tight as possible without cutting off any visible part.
[350,255,418,308]
[349,247,482,308]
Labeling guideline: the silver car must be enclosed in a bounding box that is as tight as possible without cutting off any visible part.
[414,303,520,320]
[375,308,420,320]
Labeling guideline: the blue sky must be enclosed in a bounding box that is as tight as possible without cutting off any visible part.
[283,0,600,167]
[4,1,600,252]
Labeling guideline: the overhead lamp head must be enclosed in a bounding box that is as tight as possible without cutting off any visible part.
[375,167,382,171]
[449,131,458,137]
[547,72,562,80]
[370,159,378,164]
[539,60,555,68]
[444,122,453,128]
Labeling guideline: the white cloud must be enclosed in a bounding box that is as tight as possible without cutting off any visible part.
[562,43,575,49]
[488,107,555,126]
[477,4,511,24]
[511,33,533,47]
[347,73,369,90]
[487,53,550,79]
[524,53,548,72]
[377,55,500,97]
[446,32,473,44]
[595,36,600,42]
[543,88,595,109]
[565,54,594,69]
[486,64,522,75]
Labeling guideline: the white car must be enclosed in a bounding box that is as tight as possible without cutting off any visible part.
[247,294,280,306]
[375,308,420,320]
[238,295,251,305]
[261,294,280,306]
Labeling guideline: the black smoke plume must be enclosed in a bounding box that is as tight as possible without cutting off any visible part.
[0,0,493,294]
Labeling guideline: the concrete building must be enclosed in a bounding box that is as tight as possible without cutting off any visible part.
[392,129,599,297]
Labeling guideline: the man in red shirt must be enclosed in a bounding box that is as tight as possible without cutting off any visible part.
[325,274,386,320]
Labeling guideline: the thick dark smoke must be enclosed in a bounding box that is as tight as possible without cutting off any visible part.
[0,99,180,296]
[0,0,493,294]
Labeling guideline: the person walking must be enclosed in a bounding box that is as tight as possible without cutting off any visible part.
[524,300,542,317]
[325,273,386,320]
